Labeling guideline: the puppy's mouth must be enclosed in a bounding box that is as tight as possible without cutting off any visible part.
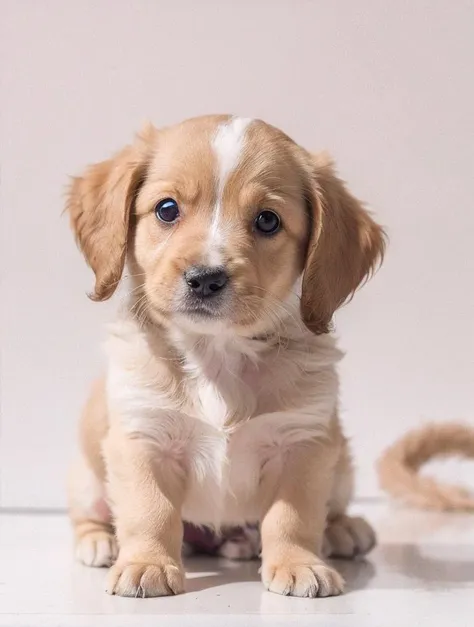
[178,292,228,320]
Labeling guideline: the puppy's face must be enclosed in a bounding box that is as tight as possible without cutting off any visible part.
[131,116,308,335]
[67,115,385,336]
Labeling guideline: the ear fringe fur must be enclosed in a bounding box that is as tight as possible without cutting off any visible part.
[378,422,474,512]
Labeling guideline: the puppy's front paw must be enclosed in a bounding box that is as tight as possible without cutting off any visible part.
[106,558,185,597]
[325,515,376,559]
[262,557,344,598]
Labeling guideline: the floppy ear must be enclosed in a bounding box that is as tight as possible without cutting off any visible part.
[66,128,153,301]
[301,153,386,334]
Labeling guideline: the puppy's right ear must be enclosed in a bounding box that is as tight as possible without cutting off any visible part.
[66,126,154,301]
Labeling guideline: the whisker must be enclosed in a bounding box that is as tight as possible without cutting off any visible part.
[244,289,304,334]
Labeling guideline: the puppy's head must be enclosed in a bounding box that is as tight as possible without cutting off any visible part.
[67,115,385,336]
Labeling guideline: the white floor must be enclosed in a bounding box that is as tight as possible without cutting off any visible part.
[0,502,472,627]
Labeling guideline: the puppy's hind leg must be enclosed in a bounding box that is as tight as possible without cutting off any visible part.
[324,438,376,559]
[68,455,118,568]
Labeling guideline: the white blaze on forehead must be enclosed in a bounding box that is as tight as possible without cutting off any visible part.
[207,117,253,265]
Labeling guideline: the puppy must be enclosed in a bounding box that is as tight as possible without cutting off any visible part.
[66,115,385,598]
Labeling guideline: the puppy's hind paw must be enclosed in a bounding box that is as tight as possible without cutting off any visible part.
[76,530,118,568]
[324,515,376,559]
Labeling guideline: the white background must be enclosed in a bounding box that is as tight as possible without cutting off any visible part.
[1,0,473,509]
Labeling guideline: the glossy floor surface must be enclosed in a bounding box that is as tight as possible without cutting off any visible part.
[0,502,472,626]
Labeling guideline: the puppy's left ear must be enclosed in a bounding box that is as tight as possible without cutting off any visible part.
[300,153,386,334]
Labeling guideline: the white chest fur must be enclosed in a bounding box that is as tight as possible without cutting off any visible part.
[106,320,341,528]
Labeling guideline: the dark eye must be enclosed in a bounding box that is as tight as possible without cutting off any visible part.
[255,210,281,235]
[155,198,180,223]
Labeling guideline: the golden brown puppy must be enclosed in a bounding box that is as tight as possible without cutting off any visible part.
[66,115,385,598]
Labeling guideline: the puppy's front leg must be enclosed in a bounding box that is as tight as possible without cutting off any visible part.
[260,437,344,598]
[103,425,185,597]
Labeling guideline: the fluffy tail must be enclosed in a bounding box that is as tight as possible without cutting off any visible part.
[377,422,474,512]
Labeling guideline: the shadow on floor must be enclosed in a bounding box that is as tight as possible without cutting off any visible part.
[375,543,474,587]
[185,554,377,594]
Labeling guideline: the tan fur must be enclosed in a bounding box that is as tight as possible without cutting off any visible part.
[378,422,474,512]
[70,385,368,596]
[66,115,383,598]
[300,152,386,335]
[66,127,153,301]
[259,415,342,596]
[103,422,186,595]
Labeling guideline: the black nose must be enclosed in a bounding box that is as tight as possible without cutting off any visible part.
[184,266,229,298]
